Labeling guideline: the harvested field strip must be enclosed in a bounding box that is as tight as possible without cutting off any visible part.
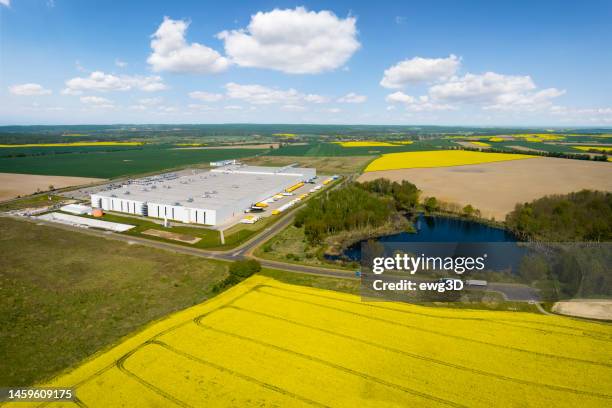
[7,276,610,408]
[364,150,534,172]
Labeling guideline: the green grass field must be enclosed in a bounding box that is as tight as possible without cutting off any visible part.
[77,212,223,247]
[0,194,65,211]
[0,145,144,158]
[256,224,354,270]
[0,217,229,386]
[74,210,281,250]
[0,146,269,178]
[267,140,458,157]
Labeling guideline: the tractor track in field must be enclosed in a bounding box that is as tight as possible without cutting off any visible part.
[192,320,466,408]
[219,305,612,399]
[255,286,612,368]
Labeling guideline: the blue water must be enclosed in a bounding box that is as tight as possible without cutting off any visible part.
[383,214,516,243]
[339,215,524,272]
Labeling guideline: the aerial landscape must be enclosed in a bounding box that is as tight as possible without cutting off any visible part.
[0,1,611,407]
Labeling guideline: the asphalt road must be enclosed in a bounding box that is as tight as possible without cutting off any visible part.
[4,209,541,301]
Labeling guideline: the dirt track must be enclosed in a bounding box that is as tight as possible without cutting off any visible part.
[358,157,612,219]
[552,300,612,320]
[0,173,104,201]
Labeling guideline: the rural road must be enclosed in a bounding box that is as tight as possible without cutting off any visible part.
[3,207,540,301]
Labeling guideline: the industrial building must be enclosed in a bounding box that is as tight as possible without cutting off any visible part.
[90,164,316,226]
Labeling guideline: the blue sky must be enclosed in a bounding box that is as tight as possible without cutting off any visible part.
[1,0,611,126]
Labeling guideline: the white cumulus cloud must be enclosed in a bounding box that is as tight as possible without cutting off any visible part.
[225,82,300,104]
[148,17,230,74]
[80,96,115,108]
[429,72,535,103]
[64,71,166,93]
[217,7,360,74]
[483,87,566,111]
[428,72,564,111]
[189,91,224,102]
[380,55,460,89]
[0,0,10,7]
[337,92,367,103]
[224,82,325,105]
[9,83,52,96]
[386,91,455,112]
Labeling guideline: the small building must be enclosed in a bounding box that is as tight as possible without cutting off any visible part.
[60,204,92,215]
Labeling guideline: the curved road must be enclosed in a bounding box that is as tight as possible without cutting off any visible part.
[4,208,541,301]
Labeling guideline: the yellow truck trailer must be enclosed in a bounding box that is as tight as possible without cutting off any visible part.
[285,182,305,193]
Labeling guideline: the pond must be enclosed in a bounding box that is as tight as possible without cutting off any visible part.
[337,214,524,272]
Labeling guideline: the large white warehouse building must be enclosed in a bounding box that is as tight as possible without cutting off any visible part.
[90,164,316,226]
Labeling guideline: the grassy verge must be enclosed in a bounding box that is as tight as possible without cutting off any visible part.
[76,211,223,248]
[257,268,539,313]
[72,211,281,250]
[0,193,66,211]
[0,217,229,386]
[255,224,356,270]
[259,268,360,294]
[221,215,278,248]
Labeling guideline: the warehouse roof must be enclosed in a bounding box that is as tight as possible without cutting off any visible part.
[94,165,315,211]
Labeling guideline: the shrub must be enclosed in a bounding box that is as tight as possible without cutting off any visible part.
[229,259,261,278]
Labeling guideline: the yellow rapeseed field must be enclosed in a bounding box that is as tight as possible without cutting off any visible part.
[6,275,611,407]
[471,141,491,147]
[573,146,612,153]
[0,142,143,148]
[175,143,206,147]
[365,150,534,172]
[489,137,505,142]
[514,134,565,140]
[335,141,413,147]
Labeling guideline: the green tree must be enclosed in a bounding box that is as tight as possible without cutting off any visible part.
[462,204,476,217]
[424,197,438,213]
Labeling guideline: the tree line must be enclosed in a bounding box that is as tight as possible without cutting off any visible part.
[294,179,419,244]
[506,189,612,241]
